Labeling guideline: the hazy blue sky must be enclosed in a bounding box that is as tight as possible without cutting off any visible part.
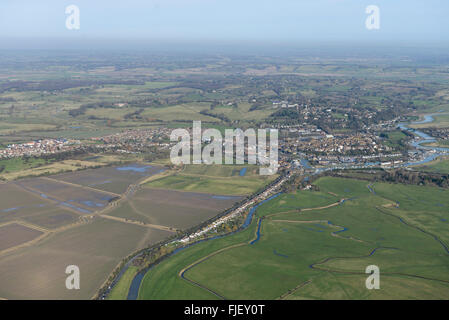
[0,0,448,48]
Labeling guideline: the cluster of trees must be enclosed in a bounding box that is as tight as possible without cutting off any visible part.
[420,128,449,141]
[249,102,265,112]
[378,169,449,188]
[68,102,116,117]
[271,108,298,119]
[124,108,144,120]
[171,80,224,92]
[210,101,220,110]
[143,148,170,162]
[379,130,414,152]
[199,109,231,123]
[281,174,304,193]
[330,169,449,188]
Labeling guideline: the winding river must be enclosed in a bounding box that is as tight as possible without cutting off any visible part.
[105,113,448,300]
[397,113,449,166]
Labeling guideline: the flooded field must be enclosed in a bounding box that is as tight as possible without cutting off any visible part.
[0,163,246,299]
[16,178,114,213]
[110,188,243,229]
[0,183,81,229]
[52,164,165,194]
[0,183,48,212]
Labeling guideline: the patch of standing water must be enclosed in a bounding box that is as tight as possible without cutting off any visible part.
[273,249,289,258]
[88,180,112,187]
[212,195,240,200]
[1,207,20,213]
[60,202,91,214]
[116,165,152,173]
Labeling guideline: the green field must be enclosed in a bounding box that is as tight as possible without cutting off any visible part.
[412,114,449,129]
[421,140,449,148]
[414,157,449,174]
[144,165,277,196]
[107,266,139,300]
[0,157,49,174]
[381,130,409,150]
[137,176,449,300]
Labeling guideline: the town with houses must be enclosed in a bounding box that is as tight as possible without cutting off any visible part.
[0,138,81,159]
[0,113,437,173]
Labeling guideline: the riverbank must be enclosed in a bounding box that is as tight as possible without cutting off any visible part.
[100,173,290,300]
[397,113,449,167]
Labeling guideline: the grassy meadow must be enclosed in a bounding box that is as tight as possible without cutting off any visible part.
[144,164,277,196]
[414,157,449,174]
[137,176,449,300]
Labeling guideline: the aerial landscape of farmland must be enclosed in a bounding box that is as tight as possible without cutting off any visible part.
[0,162,266,299]
[0,1,448,311]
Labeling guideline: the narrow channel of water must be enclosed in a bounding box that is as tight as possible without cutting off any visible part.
[397,113,449,166]
[122,193,282,300]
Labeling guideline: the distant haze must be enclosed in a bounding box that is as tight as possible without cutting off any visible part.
[0,0,448,50]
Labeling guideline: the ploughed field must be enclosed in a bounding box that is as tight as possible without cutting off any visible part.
[52,164,166,195]
[109,188,242,230]
[16,178,116,214]
[0,218,172,299]
[0,183,80,229]
[0,163,252,299]
[0,223,43,252]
